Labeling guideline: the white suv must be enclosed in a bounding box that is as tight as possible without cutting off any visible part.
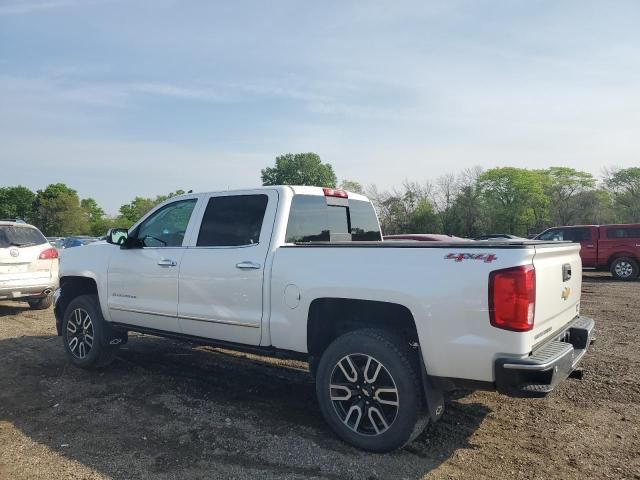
[0,220,59,309]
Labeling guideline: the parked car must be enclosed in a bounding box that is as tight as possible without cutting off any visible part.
[55,186,594,452]
[60,237,98,249]
[46,236,63,246]
[0,220,59,309]
[474,234,526,241]
[384,234,468,242]
[535,224,640,280]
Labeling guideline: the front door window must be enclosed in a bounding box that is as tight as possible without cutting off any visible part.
[136,199,197,247]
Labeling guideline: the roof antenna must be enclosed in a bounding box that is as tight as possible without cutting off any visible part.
[187,189,193,193]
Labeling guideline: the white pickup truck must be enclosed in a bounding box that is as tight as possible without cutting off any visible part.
[54,186,594,452]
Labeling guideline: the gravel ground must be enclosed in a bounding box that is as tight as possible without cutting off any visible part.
[0,272,638,480]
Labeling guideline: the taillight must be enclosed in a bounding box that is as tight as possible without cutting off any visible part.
[323,187,348,198]
[39,247,59,260]
[489,265,535,332]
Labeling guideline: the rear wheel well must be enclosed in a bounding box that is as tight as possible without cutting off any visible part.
[307,298,419,360]
[55,277,99,335]
[607,253,638,268]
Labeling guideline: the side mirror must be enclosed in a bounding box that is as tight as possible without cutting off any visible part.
[106,228,129,246]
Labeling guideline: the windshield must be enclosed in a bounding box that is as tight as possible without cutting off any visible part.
[0,225,47,248]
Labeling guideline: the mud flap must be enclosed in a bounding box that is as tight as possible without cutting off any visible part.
[108,328,129,346]
[417,349,445,422]
[100,318,128,346]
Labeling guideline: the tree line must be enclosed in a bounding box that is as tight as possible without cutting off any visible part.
[1,152,638,238]
[364,165,640,237]
[0,183,186,237]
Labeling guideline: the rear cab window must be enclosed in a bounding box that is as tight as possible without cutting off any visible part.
[606,227,640,239]
[285,194,381,243]
[0,225,47,248]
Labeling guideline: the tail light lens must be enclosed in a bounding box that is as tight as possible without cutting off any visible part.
[489,265,535,332]
[39,247,59,260]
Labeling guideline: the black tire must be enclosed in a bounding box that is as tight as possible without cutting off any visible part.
[62,294,120,369]
[28,295,53,310]
[610,257,639,281]
[315,328,427,452]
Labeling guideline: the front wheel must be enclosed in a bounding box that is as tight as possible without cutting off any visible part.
[62,294,120,369]
[610,257,639,281]
[315,329,428,452]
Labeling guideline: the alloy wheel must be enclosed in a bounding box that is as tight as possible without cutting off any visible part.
[329,353,399,436]
[615,261,633,278]
[66,308,94,359]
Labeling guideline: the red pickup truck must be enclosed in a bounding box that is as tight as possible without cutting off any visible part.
[535,224,640,280]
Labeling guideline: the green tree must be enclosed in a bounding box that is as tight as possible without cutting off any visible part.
[407,199,440,233]
[367,181,439,234]
[479,167,548,235]
[118,190,186,226]
[118,197,159,225]
[80,198,104,222]
[261,153,337,187]
[81,198,113,236]
[31,183,88,236]
[0,186,36,222]
[543,167,596,226]
[605,167,640,222]
[572,189,617,225]
[339,179,365,194]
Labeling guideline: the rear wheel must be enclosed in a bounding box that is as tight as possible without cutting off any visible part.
[28,296,53,310]
[62,294,120,368]
[315,328,427,452]
[610,257,639,281]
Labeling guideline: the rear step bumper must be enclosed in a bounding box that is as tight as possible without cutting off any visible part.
[495,316,595,398]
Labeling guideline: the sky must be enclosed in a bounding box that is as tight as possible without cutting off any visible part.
[1,0,639,214]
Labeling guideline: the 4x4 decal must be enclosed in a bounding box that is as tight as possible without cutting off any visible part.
[445,253,498,263]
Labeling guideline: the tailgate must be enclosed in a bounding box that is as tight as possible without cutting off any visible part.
[531,243,582,346]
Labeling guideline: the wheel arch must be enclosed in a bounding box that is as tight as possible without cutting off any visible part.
[55,276,99,335]
[306,298,421,360]
[607,251,639,268]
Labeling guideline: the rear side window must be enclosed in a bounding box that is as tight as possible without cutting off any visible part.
[285,195,381,243]
[197,195,268,247]
[606,227,640,239]
[0,226,47,248]
[285,195,330,242]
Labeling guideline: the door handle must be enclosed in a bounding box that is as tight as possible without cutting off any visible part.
[586,245,594,248]
[236,261,261,270]
[158,258,177,267]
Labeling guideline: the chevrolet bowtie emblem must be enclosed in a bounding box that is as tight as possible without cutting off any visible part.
[561,287,571,301]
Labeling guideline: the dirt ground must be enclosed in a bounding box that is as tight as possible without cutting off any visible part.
[0,272,638,480]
